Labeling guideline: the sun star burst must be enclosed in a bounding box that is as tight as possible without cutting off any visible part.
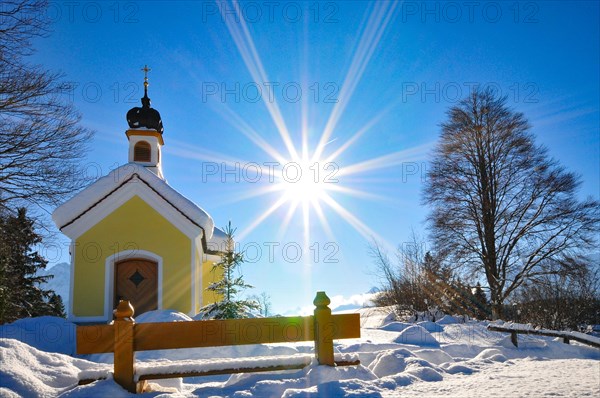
[186,0,407,250]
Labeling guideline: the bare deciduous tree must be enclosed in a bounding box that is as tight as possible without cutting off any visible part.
[424,88,599,319]
[0,0,93,212]
[511,257,600,330]
[249,292,272,317]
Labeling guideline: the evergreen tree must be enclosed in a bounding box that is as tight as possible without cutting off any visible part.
[0,208,62,323]
[473,283,490,320]
[199,222,259,319]
[47,292,66,318]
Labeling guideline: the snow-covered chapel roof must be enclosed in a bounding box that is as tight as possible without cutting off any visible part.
[52,163,215,241]
[207,226,228,253]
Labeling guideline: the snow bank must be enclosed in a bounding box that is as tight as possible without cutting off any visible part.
[59,377,132,398]
[472,348,508,363]
[416,321,444,333]
[305,361,377,384]
[380,311,397,326]
[282,379,383,398]
[403,359,444,382]
[393,325,440,347]
[0,338,108,398]
[135,309,193,323]
[379,322,411,332]
[412,348,454,365]
[359,307,396,329]
[0,316,76,355]
[368,348,414,377]
[436,315,459,325]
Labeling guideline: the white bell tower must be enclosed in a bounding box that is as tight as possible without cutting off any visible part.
[125,65,165,179]
[126,130,164,179]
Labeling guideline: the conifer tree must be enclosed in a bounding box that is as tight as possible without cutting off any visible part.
[473,283,490,320]
[0,208,64,323]
[199,222,259,319]
[47,292,66,318]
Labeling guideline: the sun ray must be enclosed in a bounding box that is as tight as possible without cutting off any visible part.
[179,65,289,164]
[209,103,288,164]
[302,200,310,251]
[323,102,396,164]
[222,0,298,159]
[167,139,246,164]
[326,184,389,202]
[337,142,433,178]
[215,183,284,206]
[278,200,300,239]
[310,200,335,241]
[300,17,310,164]
[237,195,288,241]
[320,192,389,245]
[313,1,398,161]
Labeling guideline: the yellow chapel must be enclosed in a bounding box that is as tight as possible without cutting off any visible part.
[52,69,226,322]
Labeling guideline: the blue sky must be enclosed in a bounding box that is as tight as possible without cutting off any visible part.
[34,1,599,314]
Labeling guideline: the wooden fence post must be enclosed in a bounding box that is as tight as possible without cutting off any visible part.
[313,291,334,366]
[113,300,138,393]
[510,331,518,347]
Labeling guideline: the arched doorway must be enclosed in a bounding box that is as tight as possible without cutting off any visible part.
[114,258,158,315]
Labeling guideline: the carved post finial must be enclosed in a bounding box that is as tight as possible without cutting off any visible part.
[114,300,135,321]
[313,291,331,308]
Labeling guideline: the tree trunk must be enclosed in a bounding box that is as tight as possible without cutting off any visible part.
[491,302,503,320]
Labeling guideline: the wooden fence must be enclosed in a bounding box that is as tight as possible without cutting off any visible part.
[487,324,600,349]
[77,291,361,393]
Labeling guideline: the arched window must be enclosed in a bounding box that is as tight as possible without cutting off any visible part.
[134,141,151,162]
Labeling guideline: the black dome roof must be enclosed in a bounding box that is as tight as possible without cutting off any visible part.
[126,92,163,134]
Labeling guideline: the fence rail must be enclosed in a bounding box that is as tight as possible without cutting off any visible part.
[487,324,600,349]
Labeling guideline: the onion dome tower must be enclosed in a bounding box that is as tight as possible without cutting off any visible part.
[126,65,165,179]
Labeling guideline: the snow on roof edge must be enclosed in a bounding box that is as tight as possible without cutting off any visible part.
[51,163,215,239]
[207,226,228,253]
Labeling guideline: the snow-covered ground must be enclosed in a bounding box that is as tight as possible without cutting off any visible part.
[1,307,598,397]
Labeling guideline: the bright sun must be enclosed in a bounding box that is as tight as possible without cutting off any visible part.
[279,158,329,206]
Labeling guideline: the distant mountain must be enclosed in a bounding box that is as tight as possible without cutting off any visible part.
[38,262,70,310]
[331,303,364,312]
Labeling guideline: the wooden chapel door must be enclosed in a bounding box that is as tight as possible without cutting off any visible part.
[114,259,158,315]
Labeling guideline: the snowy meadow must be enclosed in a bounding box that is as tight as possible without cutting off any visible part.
[1,307,599,397]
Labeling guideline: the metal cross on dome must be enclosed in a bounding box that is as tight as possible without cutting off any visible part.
[141,65,151,89]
